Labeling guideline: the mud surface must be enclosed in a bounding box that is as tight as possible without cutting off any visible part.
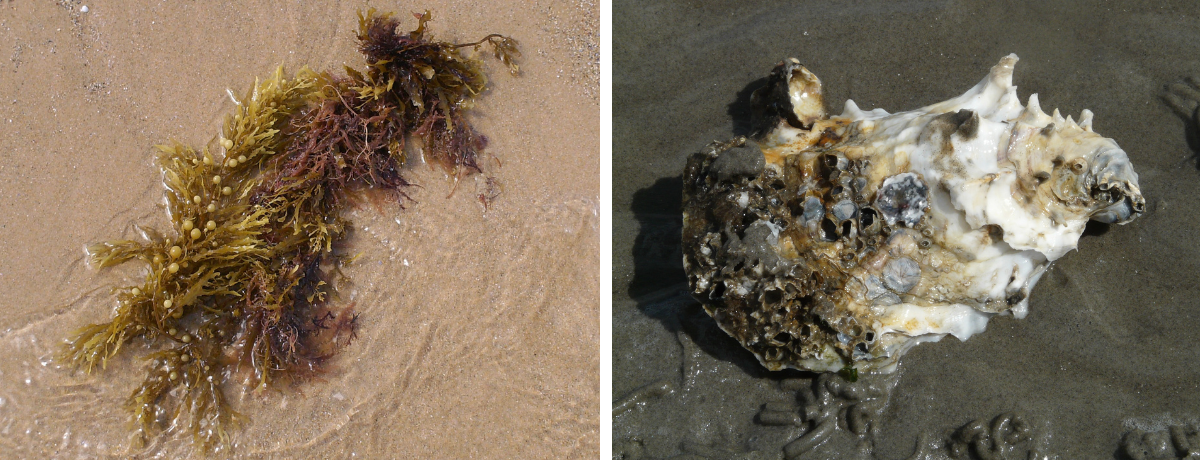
[614,1,1200,458]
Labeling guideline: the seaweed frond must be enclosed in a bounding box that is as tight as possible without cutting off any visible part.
[86,240,153,268]
[354,8,520,179]
[59,8,517,453]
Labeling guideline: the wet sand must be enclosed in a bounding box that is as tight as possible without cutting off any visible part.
[614,1,1200,458]
[0,1,597,458]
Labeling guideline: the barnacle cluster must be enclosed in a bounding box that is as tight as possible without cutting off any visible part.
[683,136,901,373]
[60,9,518,451]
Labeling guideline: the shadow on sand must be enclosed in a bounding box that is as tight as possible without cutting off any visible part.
[1160,78,1200,169]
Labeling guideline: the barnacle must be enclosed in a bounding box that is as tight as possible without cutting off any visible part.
[59,9,517,452]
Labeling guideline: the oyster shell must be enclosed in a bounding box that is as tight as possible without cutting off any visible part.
[682,55,1145,373]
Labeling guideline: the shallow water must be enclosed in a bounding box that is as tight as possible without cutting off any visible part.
[614,1,1200,458]
[0,1,598,458]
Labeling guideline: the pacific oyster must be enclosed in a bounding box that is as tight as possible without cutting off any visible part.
[682,55,1144,373]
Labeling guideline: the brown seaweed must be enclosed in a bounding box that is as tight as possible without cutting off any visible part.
[59,9,517,452]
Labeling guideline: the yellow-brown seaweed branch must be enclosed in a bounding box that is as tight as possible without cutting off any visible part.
[59,9,518,452]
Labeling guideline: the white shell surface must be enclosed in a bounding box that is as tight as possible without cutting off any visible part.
[781,55,1142,369]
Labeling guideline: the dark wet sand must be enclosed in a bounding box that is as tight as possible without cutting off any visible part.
[614,1,1200,458]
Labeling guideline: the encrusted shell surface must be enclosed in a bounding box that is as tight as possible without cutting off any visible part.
[682,55,1145,373]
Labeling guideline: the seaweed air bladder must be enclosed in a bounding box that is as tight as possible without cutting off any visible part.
[58,9,518,452]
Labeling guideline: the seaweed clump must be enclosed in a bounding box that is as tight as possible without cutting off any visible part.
[59,9,518,452]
